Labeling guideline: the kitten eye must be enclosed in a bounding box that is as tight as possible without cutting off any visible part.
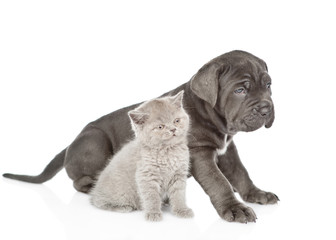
[174,118,180,124]
[234,87,246,95]
[158,124,165,130]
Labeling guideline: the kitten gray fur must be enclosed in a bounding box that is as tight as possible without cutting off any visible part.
[90,91,194,221]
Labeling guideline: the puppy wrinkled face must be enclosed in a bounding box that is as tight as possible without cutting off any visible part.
[217,63,275,134]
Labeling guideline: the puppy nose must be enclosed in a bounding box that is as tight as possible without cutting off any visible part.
[255,101,272,116]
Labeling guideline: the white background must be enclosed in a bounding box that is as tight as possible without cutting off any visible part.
[1,0,335,239]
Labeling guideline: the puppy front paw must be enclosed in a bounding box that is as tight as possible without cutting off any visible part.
[219,200,257,223]
[241,187,279,205]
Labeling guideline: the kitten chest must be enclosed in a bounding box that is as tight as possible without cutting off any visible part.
[139,144,189,189]
[155,146,189,193]
[155,146,189,172]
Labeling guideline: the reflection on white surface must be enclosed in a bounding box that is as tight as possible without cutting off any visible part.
[2,171,334,240]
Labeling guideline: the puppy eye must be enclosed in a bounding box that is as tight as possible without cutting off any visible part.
[266,82,271,89]
[158,124,165,130]
[174,118,180,124]
[234,88,246,95]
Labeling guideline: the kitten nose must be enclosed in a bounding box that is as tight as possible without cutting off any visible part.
[170,128,176,133]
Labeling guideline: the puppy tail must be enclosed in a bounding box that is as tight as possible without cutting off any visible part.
[3,148,66,184]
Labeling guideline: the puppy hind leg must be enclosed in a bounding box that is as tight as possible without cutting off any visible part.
[65,126,113,193]
[74,176,94,193]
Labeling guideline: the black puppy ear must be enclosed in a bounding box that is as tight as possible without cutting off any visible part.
[190,63,223,108]
[128,110,149,125]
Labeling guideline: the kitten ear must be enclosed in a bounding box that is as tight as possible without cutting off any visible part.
[128,110,149,125]
[170,90,184,108]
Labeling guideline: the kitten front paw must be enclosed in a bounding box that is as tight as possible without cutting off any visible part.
[172,207,194,218]
[145,212,162,222]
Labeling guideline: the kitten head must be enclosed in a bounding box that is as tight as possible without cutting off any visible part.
[128,91,189,146]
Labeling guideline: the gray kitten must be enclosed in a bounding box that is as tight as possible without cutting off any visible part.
[90,91,194,221]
